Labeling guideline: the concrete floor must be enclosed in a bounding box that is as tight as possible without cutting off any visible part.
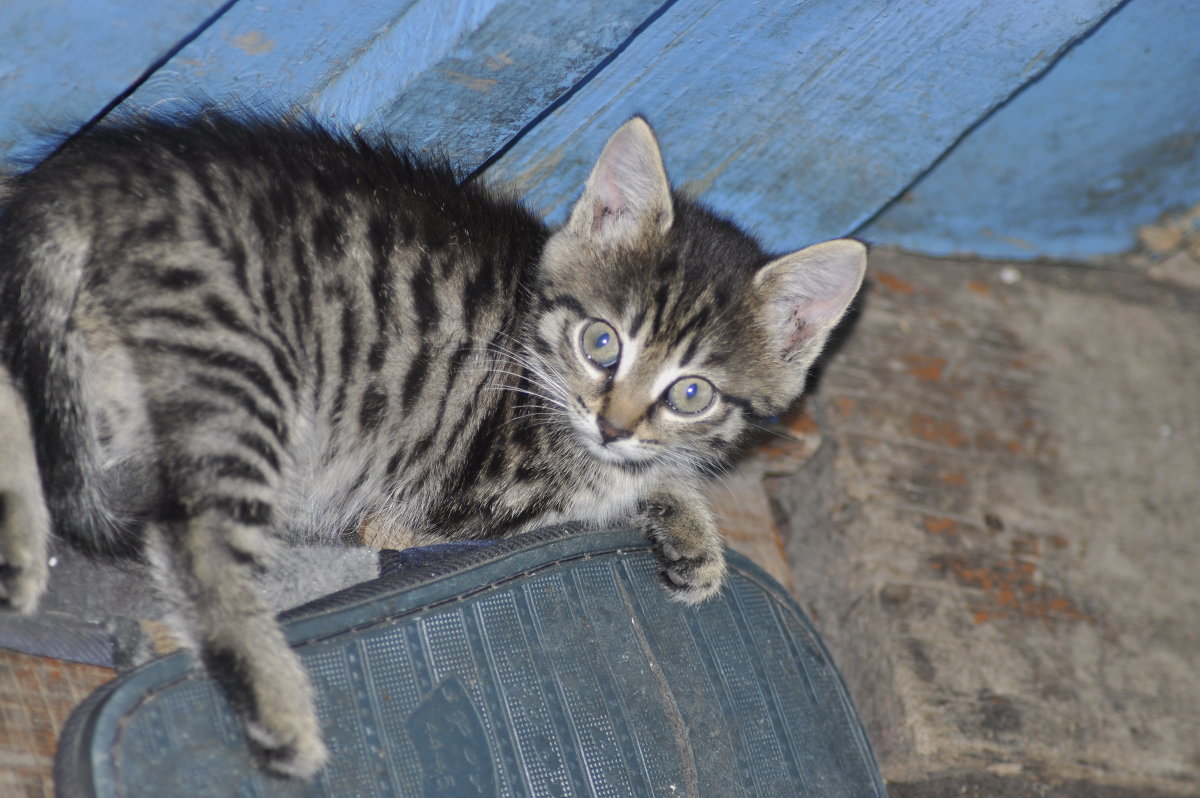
[755,244,1200,795]
[3,239,1197,796]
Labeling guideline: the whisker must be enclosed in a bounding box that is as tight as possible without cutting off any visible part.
[480,384,570,410]
[746,416,814,444]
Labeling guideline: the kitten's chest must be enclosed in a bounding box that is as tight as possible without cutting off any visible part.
[571,472,645,522]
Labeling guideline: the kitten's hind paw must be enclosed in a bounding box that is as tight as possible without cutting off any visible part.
[0,498,50,614]
[638,492,727,605]
[205,641,329,780]
[245,714,330,781]
[0,559,47,614]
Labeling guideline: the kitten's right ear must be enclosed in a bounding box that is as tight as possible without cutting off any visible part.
[564,116,674,248]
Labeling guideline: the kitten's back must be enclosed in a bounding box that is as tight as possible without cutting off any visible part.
[0,115,547,547]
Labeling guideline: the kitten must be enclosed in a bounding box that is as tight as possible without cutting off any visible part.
[0,113,865,777]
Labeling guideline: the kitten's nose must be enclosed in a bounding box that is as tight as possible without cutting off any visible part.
[597,416,631,444]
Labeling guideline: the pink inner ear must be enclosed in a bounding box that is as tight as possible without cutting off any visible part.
[590,165,627,233]
[779,276,858,344]
[784,304,810,350]
[567,117,673,244]
[799,282,859,328]
[762,241,866,357]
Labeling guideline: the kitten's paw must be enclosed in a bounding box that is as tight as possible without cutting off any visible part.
[0,508,49,614]
[0,556,47,614]
[245,712,329,780]
[638,496,727,604]
[652,538,726,604]
[234,655,328,779]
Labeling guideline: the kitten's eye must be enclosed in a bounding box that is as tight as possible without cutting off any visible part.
[580,320,621,368]
[665,377,715,415]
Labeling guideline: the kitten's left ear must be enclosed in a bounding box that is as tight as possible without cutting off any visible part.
[564,116,674,247]
[755,238,867,370]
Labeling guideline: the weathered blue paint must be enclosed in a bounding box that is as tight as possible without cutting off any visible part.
[366,1,678,167]
[0,0,228,171]
[486,0,1121,253]
[7,0,1184,262]
[860,0,1200,260]
[120,0,502,120]
[117,0,667,169]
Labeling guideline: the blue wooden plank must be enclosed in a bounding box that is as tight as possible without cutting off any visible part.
[5,0,1143,262]
[115,0,665,169]
[0,0,228,171]
[365,1,676,167]
[484,0,1121,253]
[118,0,492,118]
[860,0,1200,260]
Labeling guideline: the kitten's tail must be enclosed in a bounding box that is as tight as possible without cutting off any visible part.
[0,197,123,554]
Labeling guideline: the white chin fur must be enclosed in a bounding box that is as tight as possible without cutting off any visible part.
[586,438,650,465]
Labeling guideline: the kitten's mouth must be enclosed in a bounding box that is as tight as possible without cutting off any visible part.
[580,430,658,468]
[587,439,633,462]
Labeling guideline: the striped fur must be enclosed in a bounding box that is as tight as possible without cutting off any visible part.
[0,113,866,777]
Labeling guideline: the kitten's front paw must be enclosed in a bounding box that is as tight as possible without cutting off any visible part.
[638,495,727,604]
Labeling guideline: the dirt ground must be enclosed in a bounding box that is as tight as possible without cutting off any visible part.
[751,242,1200,795]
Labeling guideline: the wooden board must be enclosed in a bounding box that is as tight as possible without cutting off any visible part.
[484,0,1121,251]
[114,0,666,170]
[0,650,114,798]
[862,0,1200,260]
[0,0,227,171]
[2,0,1138,259]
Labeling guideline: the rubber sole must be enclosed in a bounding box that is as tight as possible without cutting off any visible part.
[55,526,884,797]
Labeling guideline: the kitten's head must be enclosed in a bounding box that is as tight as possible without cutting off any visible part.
[525,117,866,472]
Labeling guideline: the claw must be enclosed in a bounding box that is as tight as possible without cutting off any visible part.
[665,566,691,587]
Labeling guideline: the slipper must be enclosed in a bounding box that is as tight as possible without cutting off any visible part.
[55,525,884,797]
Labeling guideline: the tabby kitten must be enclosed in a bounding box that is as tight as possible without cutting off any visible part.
[0,113,866,777]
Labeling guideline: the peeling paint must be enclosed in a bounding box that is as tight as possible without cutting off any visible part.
[930,552,1096,626]
[484,51,513,71]
[232,30,276,56]
[940,470,968,486]
[678,146,744,198]
[980,228,1034,250]
[903,353,947,382]
[874,270,915,295]
[923,516,960,536]
[440,69,498,92]
[910,413,968,448]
